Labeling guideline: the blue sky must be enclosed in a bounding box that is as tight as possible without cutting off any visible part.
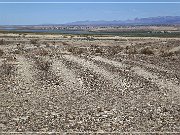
[0,0,180,25]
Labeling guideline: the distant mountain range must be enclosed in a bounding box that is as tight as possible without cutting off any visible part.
[65,16,180,26]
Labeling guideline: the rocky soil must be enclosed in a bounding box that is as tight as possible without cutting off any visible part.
[0,33,180,134]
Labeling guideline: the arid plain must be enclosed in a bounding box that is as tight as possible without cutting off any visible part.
[0,32,180,133]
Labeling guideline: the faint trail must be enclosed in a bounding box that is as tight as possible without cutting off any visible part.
[63,55,117,80]
[0,59,3,66]
[52,59,84,90]
[169,45,180,52]
[63,55,125,89]
[91,56,180,95]
[92,56,126,69]
[126,59,174,74]
[132,67,180,92]
[16,55,34,85]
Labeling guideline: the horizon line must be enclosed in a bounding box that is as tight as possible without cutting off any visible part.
[0,2,180,4]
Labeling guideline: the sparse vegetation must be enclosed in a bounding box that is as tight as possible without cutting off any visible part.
[0,49,4,57]
[0,61,15,76]
[0,32,180,133]
[140,47,154,55]
[30,48,49,56]
[30,39,39,45]
[107,46,123,55]
[0,39,5,45]
[61,41,69,45]
[67,46,85,55]
[160,50,174,57]
[35,58,52,72]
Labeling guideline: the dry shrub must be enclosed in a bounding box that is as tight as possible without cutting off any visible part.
[35,58,52,72]
[0,49,4,57]
[16,43,25,53]
[13,49,21,54]
[30,39,39,44]
[127,47,137,54]
[0,39,5,45]
[67,46,84,55]
[88,45,104,55]
[31,48,49,56]
[174,49,180,55]
[86,36,94,41]
[0,62,14,76]
[160,50,174,57]
[106,46,123,55]
[5,55,16,62]
[160,49,180,57]
[140,47,154,55]
[61,41,69,45]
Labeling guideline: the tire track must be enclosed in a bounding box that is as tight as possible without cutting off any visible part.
[169,45,180,53]
[51,58,126,132]
[91,56,180,100]
[52,59,84,91]
[16,55,34,86]
[120,58,180,91]
[63,54,128,91]
[62,55,174,132]
[0,55,38,132]
[62,54,126,106]
[51,58,90,107]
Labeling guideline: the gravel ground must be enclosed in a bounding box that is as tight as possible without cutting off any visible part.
[0,33,180,134]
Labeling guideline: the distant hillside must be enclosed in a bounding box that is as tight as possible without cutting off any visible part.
[66,16,180,26]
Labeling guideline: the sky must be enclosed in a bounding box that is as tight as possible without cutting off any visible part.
[0,0,180,25]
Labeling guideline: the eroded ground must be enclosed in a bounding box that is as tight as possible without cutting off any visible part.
[0,33,180,134]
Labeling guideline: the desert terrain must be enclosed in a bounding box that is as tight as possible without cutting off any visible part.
[0,32,180,134]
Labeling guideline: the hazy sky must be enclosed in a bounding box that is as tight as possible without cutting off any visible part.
[0,0,180,25]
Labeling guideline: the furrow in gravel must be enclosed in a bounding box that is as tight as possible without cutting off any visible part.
[92,56,180,98]
[63,54,125,89]
[16,55,34,86]
[52,57,128,132]
[61,55,125,107]
[169,45,180,52]
[52,59,84,91]
[123,58,180,83]
[92,56,127,69]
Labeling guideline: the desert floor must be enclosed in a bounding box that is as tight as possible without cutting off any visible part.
[0,33,180,134]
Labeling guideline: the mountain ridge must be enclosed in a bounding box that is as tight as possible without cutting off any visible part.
[65,16,180,26]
